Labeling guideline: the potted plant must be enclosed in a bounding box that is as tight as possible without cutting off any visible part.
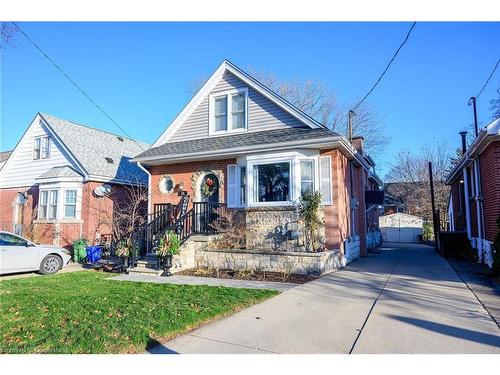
[157,230,181,276]
[116,239,131,269]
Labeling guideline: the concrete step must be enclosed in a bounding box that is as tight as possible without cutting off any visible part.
[128,267,163,276]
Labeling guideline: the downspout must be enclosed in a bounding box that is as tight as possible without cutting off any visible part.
[462,166,472,240]
[473,157,483,259]
[137,162,152,222]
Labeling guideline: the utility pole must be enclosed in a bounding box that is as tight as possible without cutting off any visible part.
[428,161,439,251]
[469,96,479,137]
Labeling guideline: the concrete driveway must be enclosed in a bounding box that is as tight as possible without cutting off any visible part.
[150,243,500,354]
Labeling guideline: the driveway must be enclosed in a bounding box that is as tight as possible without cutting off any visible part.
[150,243,500,354]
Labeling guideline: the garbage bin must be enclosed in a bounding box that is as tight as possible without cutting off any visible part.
[73,239,88,263]
[86,246,102,263]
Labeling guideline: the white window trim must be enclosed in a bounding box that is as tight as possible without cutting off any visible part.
[319,155,333,205]
[248,158,294,207]
[299,159,316,196]
[33,136,50,160]
[209,87,249,136]
[63,189,77,219]
[37,183,83,221]
[33,137,41,160]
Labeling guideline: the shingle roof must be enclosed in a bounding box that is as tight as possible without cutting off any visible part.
[0,150,12,163]
[135,126,340,160]
[37,165,83,180]
[40,113,149,184]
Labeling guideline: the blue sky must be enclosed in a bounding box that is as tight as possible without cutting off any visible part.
[1,22,499,177]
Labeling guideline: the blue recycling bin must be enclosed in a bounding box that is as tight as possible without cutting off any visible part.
[86,246,102,263]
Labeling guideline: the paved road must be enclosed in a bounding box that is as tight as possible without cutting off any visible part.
[150,244,500,354]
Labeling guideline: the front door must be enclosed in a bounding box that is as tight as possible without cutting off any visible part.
[200,174,219,204]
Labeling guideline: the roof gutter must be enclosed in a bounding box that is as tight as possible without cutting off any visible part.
[136,162,152,217]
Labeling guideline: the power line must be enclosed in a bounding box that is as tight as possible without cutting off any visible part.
[11,22,146,152]
[352,22,417,112]
[475,57,500,99]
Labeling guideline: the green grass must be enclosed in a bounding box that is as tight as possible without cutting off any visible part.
[0,271,278,354]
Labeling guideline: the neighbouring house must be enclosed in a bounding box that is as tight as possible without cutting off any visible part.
[132,60,383,275]
[0,113,149,248]
[0,150,12,170]
[446,117,500,267]
[383,182,425,215]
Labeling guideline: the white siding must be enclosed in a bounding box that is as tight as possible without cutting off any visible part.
[0,115,81,188]
[169,72,303,142]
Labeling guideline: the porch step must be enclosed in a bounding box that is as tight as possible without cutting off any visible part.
[127,267,163,276]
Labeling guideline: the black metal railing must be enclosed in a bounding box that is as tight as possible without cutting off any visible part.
[124,199,226,266]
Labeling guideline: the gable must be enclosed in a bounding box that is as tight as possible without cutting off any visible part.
[0,115,82,188]
[169,72,305,143]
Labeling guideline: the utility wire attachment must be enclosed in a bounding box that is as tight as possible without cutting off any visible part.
[351,22,417,112]
[475,57,500,100]
[11,22,146,152]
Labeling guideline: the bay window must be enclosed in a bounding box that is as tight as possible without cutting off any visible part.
[48,190,58,219]
[210,88,248,135]
[227,152,332,208]
[300,160,314,195]
[64,190,77,218]
[39,191,48,219]
[254,162,291,203]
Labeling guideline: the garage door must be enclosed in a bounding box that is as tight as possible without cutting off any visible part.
[380,215,422,243]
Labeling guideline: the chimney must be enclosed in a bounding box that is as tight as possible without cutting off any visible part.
[459,131,467,155]
[351,136,364,154]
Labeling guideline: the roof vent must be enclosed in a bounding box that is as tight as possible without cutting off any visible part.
[117,136,124,142]
[105,157,114,164]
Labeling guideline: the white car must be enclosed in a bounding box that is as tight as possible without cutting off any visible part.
[0,231,72,275]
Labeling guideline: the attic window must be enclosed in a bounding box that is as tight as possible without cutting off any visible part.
[209,88,248,136]
[105,157,114,164]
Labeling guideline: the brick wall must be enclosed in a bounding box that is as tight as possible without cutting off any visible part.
[149,159,236,208]
[480,141,500,242]
[0,181,146,248]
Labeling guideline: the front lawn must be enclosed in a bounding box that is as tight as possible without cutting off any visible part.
[0,271,277,353]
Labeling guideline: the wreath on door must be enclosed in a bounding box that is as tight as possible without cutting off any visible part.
[201,176,217,197]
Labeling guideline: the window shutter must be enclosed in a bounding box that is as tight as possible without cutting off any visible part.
[227,165,238,208]
[319,156,332,205]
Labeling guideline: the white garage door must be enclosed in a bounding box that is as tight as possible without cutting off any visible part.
[380,214,423,243]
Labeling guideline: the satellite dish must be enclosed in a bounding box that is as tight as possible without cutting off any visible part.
[93,184,112,197]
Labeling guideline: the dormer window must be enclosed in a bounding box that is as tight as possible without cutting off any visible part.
[209,88,248,135]
[33,136,50,160]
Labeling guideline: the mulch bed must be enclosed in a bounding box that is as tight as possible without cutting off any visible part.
[177,268,318,284]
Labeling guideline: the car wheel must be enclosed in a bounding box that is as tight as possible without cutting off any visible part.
[39,255,62,275]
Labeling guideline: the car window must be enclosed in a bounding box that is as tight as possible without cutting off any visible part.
[0,233,27,247]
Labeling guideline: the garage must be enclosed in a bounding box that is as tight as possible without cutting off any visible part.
[379,213,423,243]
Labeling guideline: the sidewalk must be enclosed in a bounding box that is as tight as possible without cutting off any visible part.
[447,258,500,328]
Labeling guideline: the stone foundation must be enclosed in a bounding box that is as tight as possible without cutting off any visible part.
[244,206,325,252]
[195,247,340,276]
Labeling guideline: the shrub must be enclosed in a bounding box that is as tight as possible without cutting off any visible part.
[299,191,323,251]
[209,207,247,250]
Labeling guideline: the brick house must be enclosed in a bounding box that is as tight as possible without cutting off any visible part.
[0,113,148,248]
[446,117,500,267]
[132,60,382,272]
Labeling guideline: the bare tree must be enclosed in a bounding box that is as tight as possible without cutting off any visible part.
[1,22,18,49]
[385,140,452,226]
[489,87,500,120]
[189,69,390,156]
[81,181,148,245]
